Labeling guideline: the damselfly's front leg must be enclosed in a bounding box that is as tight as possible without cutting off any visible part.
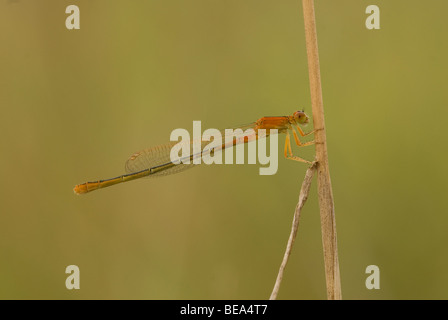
[284,130,313,164]
[292,127,315,148]
[296,125,315,138]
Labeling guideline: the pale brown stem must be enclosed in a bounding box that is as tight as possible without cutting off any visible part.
[270,162,317,300]
[302,0,342,300]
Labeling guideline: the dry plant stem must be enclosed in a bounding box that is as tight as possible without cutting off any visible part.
[302,0,342,300]
[270,162,317,300]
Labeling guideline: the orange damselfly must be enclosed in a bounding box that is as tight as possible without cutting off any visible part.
[73,110,315,194]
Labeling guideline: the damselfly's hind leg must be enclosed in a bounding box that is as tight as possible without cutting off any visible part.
[284,130,313,164]
[287,154,313,164]
[284,132,293,157]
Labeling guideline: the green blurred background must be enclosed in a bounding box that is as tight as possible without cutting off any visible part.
[1,0,447,299]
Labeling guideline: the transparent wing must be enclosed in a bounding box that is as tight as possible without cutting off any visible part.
[124,122,262,177]
[125,141,196,177]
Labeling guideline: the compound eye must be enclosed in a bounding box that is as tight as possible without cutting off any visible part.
[294,111,309,124]
[294,111,303,119]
